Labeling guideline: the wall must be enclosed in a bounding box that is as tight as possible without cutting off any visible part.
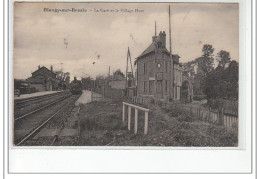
[137,53,154,96]
[136,51,182,101]
[30,83,45,92]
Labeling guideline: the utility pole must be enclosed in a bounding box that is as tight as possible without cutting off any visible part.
[155,21,157,36]
[154,21,158,103]
[125,47,134,89]
[125,49,129,90]
[169,5,174,100]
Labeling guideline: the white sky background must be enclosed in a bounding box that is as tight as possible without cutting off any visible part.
[13,2,239,80]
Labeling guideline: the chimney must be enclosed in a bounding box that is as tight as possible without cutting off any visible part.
[38,65,40,69]
[159,31,166,47]
[50,65,53,72]
[152,36,157,42]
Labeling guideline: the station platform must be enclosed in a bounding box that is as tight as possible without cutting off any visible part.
[75,90,92,106]
[14,91,60,100]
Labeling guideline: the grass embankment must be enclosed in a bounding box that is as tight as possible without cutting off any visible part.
[78,101,238,146]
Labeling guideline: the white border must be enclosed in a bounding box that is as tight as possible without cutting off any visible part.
[5,0,253,174]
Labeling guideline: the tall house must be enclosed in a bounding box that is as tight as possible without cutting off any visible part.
[135,31,182,101]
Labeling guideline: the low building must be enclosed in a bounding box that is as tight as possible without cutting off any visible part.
[109,81,126,89]
[27,66,56,92]
[135,31,182,101]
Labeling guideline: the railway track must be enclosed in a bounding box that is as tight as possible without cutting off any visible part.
[14,94,70,121]
[14,91,65,106]
[14,91,70,119]
[14,94,80,146]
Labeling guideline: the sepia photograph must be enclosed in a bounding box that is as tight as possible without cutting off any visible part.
[13,2,239,147]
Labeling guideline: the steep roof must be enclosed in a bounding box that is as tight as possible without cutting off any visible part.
[32,66,56,76]
[135,42,180,65]
[137,42,157,59]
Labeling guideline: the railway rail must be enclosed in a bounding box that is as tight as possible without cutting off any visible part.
[14,91,67,107]
[14,94,71,121]
[14,91,71,120]
[14,94,80,146]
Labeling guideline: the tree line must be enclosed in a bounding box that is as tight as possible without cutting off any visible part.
[182,44,238,100]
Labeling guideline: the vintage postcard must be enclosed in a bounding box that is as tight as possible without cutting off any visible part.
[13,2,239,147]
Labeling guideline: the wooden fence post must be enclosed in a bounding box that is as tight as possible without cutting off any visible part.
[77,107,81,138]
[144,111,149,135]
[218,106,224,125]
[102,86,105,100]
[134,108,138,134]
[198,107,201,120]
[122,103,125,122]
[122,102,149,135]
[128,106,131,130]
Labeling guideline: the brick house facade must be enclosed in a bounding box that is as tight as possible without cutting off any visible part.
[135,31,182,101]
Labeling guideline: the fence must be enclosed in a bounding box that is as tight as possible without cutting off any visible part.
[132,96,152,105]
[131,96,238,130]
[182,105,238,129]
[122,102,149,135]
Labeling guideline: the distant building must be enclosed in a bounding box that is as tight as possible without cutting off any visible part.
[27,66,56,92]
[135,31,182,101]
[109,81,126,89]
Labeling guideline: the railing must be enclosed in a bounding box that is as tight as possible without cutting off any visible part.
[122,102,149,135]
[132,96,152,105]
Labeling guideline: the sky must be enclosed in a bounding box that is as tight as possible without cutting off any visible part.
[13,2,239,80]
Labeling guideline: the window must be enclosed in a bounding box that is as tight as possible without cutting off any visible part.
[157,81,162,93]
[144,81,147,92]
[143,63,147,74]
[165,61,168,72]
[175,86,178,99]
[149,81,154,93]
[165,80,168,93]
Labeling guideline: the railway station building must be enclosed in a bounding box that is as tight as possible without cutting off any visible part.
[27,66,57,92]
[27,66,71,92]
[135,31,183,101]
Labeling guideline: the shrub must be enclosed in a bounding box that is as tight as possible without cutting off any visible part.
[161,103,183,117]
[207,99,222,109]
[177,115,195,123]
[193,95,207,101]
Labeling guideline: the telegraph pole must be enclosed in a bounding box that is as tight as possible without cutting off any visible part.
[169,5,174,100]
[125,48,129,89]
[154,21,158,102]
[155,21,157,36]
